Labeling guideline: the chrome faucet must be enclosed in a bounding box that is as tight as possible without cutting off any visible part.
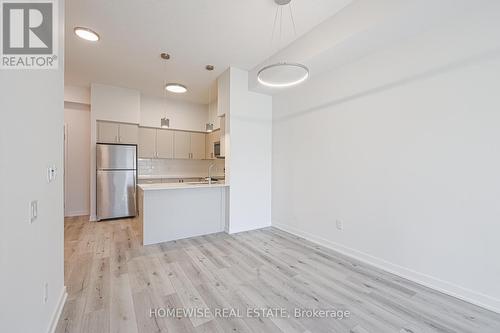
[207,163,216,185]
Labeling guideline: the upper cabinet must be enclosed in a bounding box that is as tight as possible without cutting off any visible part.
[173,131,205,160]
[190,133,206,160]
[136,125,210,160]
[156,130,174,159]
[97,121,138,144]
[138,127,174,159]
[97,121,119,143]
[217,70,230,117]
[119,123,139,144]
[173,131,191,159]
[138,127,156,158]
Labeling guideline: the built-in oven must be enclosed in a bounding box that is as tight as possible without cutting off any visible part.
[214,141,222,158]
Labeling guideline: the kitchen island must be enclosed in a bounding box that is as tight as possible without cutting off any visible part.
[137,182,229,245]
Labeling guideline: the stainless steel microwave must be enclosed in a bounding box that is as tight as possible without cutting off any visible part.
[214,141,223,158]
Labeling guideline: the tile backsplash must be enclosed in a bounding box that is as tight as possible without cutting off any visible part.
[138,158,225,178]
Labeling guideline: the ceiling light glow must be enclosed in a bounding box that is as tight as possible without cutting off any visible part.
[165,83,187,94]
[74,27,100,42]
[257,63,309,88]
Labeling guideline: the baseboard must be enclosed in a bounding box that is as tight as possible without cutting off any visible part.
[64,211,89,217]
[47,286,67,333]
[229,222,272,235]
[273,222,500,314]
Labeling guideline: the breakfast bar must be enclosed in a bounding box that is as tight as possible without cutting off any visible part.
[137,182,229,245]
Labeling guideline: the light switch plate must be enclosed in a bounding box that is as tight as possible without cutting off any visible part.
[47,165,57,183]
[30,200,38,223]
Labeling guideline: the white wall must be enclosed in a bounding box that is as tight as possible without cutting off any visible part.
[91,83,140,123]
[226,68,272,233]
[0,0,65,331]
[208,99,220,129]
[272,3,500,313]
[140,95,208,131]
[64,85,90,104]
[64,103,90,217]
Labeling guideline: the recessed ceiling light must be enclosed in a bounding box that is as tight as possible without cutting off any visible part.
[74,27,100,42]
[205,65,215,71]
[165,83,187,94]
[160,53,170,60]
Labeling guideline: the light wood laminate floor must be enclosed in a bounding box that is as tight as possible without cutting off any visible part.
[56,216,500,333]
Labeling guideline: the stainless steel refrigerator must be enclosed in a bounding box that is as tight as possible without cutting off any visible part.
[96,144,137,220]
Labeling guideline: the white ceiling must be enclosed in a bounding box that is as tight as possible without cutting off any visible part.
[65,0,352,104]
[249,0,483,96]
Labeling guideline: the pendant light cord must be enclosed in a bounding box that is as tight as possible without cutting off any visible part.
[271,5,279,48]
[289,2,297,37]
[279,5,283,45]
[269,2,297,56]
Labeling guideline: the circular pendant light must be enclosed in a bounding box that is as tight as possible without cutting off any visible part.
[257,62,309,88]
[258,0,309,88]
[165,83,187,94]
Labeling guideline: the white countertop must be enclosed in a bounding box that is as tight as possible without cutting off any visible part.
[138,181,229,191]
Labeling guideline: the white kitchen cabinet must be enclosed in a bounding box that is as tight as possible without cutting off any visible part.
[156,129,174,159]
[97,121,120,143]
[138,127,174,159]
[190,132,206,160]
[97,121,138,144]
[138,127,157,158]
[119,123,139,144]
[139,127,206,160]
[137,127,156,158]
[174,131,191,159]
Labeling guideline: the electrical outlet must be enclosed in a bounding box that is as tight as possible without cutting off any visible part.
[336,219,344,231]
[43,282,48,303]
[30,200,38,223]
